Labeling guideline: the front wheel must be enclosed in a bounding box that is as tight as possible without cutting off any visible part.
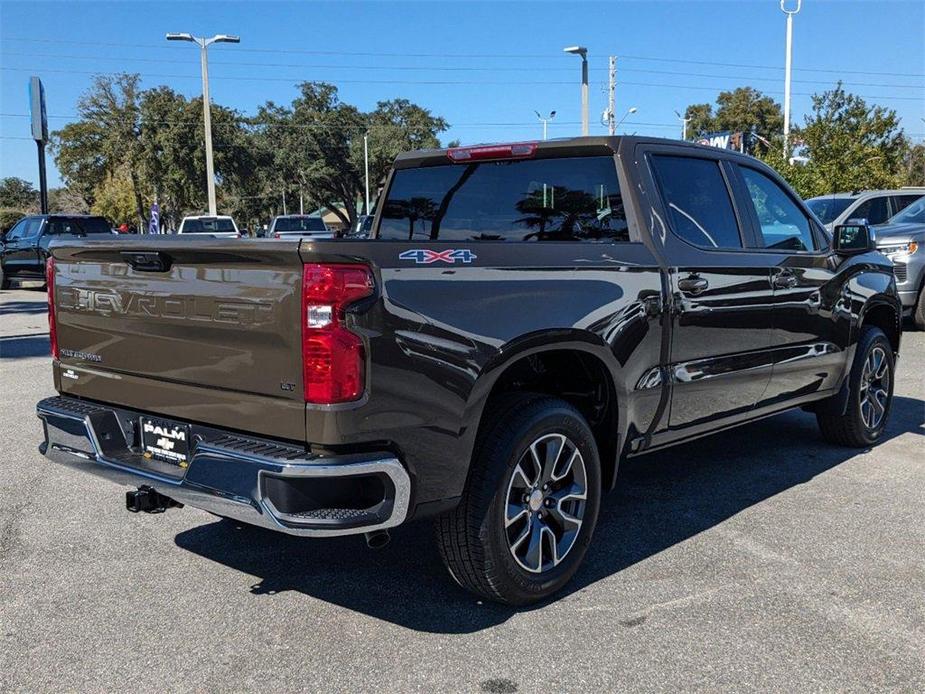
[436,394,601,605]
[817,326,894,447]
[0,265,10,290]
[913,284,925,331]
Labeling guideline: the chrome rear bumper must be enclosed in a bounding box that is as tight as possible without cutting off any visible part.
[36,396,411,537]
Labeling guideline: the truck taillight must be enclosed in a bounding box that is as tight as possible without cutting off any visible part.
[447,142,537,162]
[46,256,59,360]
[301,264,374,404]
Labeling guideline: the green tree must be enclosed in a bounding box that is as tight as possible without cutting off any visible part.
[0,177,38,210]
[683,103,715,138]
[905,143,925,187]
[684,87,783,150]
[766,83,909,197]
[52,73,148,226]
[254,83,449,229]
[91,171,137,226]
[48,187,90,214]
[363,98,448,206]
[714,87,783,138]
[0,209,27,233]
[51,120,108,206]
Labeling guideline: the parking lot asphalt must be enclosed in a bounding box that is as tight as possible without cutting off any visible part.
[1,284,923,693]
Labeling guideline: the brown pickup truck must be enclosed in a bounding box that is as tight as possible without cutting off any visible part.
[36,137,901,604]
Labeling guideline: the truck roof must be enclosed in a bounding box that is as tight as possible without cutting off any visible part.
[392,135,763,169]
[807,189,925,201]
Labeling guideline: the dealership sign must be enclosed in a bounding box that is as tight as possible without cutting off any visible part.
[695,130,747,152]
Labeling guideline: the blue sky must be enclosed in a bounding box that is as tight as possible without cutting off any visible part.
[1,0,923,188]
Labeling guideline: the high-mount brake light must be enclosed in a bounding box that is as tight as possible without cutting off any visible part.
[446,142,538,162]
[46,257,59,360]
[301,264,374,404]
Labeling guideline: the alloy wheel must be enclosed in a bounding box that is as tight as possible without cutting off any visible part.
[859,345,890,429]
[503,433,587,574]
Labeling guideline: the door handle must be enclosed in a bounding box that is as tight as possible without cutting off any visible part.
[772,271,798,289]
[677,275,709,295]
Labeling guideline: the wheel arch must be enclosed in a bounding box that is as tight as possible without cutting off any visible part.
[859,297,901,355]
[461,329,626,491]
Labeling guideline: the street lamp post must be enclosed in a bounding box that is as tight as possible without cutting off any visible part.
[563,46,589,136]
[780,1,802,157]
[674,110,691,140]
[615,107,637,133]
[166,32,240,216]
[363,132,371,215]
[534,110,556,140]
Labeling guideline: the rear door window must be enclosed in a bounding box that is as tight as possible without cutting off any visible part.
[891,195,923,217]
[378,156,629,242]
[77,217,114,234]
[275,217,327,232]
[649,155,743,249]
[852,196,891,225]
[739,166,816,252]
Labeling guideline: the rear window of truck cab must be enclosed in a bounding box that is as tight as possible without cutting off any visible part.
[378,156,629,242]
[181,217,235,233]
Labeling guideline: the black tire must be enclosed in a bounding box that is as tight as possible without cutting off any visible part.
[817,326,894,447]
[913,284,925,331]
[0,265,10,290]
[436,393,602,605]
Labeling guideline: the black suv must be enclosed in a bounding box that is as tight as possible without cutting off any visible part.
[0,214,113,289]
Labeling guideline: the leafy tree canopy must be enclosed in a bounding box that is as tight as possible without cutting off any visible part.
[0,177,38,210]
[761,83,910,197]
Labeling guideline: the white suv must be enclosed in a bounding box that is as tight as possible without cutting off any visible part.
[805,189,924,232]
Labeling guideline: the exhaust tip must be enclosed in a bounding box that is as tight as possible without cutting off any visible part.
[364,529,391,549]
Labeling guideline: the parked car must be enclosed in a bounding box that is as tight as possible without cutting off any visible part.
[0,214,113,289]
[37,137,901,605]
[267,215,333,239]
[875,195,925,329]
[805,188,924,232]
[176,215,241,238]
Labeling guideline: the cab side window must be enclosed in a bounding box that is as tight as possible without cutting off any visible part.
[4,219,28,241]
[48,219,79,235]
[740,167,815,252]
[649,155,743,249]
[20,218,43,240]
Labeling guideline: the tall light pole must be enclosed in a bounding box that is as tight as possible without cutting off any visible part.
[564,46,589,136]
[534,110,556,140]
[674,110,691,140]
[166,32,240,216]
[363,132,371,215]
[780,1,801,157]
[615,107,637,133]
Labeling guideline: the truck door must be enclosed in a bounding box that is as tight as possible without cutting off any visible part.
[2,217,44,278]
[644,151,775,437]
[732,163,847,403]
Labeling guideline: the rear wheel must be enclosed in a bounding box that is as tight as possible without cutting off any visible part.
[817,327,894,447]
[436,394,601,605]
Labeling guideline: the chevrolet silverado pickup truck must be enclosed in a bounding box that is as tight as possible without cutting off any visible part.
[37,137,901,605]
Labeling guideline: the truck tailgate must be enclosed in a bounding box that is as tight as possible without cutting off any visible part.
[51,238,306,441]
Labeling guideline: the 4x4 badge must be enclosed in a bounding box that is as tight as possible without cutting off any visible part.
[399,249,477,264]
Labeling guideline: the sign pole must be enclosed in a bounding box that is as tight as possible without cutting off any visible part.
[36,141,48,214]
